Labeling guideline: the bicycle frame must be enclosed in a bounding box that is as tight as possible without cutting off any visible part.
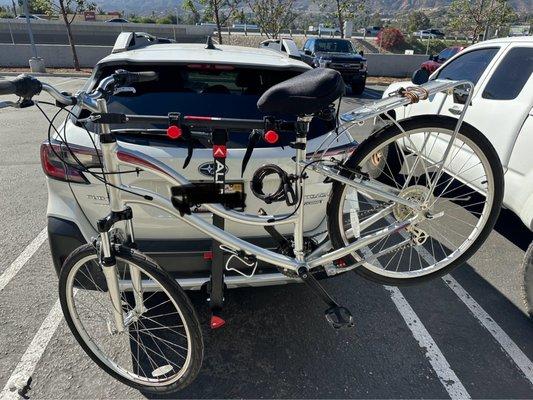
[91,79,474,275]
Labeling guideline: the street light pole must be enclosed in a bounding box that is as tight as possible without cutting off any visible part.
[22,0,46,72]
[22,0,37,58]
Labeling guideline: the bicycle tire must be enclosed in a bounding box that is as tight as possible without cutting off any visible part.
[521,241,533,318]
[59,243,204,394]
[327,115,504,285]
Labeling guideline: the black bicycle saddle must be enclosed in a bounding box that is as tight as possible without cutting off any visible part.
[257,68,344,116]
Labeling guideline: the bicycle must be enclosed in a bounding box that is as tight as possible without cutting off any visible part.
[0,68,504,393]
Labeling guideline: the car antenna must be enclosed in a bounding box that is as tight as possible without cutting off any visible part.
[205,36,217,50]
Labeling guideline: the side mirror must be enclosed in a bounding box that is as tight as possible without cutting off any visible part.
[359,50,364,57]
[411,68,430,85]
[428,54,435,61]
[304,49,313,56]
[453,84,471,105]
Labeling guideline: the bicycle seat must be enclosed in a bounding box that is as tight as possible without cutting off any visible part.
[257,68,344,116]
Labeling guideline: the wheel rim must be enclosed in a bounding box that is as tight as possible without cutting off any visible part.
[336,127,496,279]
[64,254,193,387]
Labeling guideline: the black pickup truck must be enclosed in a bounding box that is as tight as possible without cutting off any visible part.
[301,38,367,95]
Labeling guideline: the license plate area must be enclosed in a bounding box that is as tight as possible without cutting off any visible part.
[191,181,245,213]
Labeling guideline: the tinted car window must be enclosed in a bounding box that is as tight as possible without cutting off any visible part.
[435,47,499,85]
[314,39,354,53]
[438,48,452,60]
[482,47,533,100]
[88,65,333,148]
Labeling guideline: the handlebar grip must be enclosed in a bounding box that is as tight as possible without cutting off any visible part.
[0,74,42,98]
[129,71,158,83]
[0,80,16,95]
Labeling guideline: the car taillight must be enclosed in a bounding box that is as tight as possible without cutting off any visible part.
[40,141,101,184]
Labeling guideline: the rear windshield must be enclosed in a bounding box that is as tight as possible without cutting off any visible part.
[88,64,335,148]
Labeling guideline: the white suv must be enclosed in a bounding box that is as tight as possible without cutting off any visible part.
[381,36,533,231]
[44,34,353,289]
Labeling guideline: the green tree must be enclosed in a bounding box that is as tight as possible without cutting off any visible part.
[0,6,14,18]
[247,0,294,38]
[407,10,430,33]
[183,0,240,44]
[448,0,516,43]
[18,0,49,14]
[316,0,366,38]
[33,0,95,70]
[182,0,201,24]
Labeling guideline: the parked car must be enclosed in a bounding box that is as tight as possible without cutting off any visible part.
[418,46,466,75]
[301,38,367,94]
[44,32,352,291]
[365,26,382,36]
[413,29,445,39]
[380,36,533,230]
[232,23,259,30]
[105,18,129,23]
[309,24,341,36]
[15,14,44,20]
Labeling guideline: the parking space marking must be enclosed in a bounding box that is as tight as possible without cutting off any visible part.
[381,211,533,384]
[378,210,533,385]
[385,285,472,399]
[443,275,533,385]
[0,297,65,399]
[0,227,47,293]
[360,245,470,398]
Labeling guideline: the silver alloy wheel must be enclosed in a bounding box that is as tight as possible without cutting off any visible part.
[64,254,193,386]
[337,127,496,279]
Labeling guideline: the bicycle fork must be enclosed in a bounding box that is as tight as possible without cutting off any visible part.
[95,98,144,334]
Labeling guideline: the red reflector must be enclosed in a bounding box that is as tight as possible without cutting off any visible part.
[264,130,279,144]
[213,145,227,158]
[203,251,213,260]
[167,125,182,139]
[210,315,226,329]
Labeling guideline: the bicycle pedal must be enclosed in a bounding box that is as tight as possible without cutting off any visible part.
[324,306,354,330]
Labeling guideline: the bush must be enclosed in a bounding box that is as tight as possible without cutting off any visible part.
[375,28,406,52]
[404,37,465,55]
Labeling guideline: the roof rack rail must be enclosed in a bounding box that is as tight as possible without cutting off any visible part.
[112,32,176,54]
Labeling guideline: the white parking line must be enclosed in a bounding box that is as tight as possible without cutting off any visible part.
[0,227,47,293]
[378,211,533,385]
[0,298,64,399]
[444,275,533,385]
[385,285,472,399]
[360,245,471,398]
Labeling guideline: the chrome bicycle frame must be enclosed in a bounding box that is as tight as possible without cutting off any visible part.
[90,79,474,274]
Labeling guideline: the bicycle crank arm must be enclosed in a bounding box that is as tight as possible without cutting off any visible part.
[298,267,355,330]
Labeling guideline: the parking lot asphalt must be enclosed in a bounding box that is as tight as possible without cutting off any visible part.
[0,75,532,399]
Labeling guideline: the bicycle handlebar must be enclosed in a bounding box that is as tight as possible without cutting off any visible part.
[0,70,159,109]
[0,74,42,98]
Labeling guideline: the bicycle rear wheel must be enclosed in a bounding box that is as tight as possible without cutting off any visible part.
[59,244,203,394]
[327,115,504,285]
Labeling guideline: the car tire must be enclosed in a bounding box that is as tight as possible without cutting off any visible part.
[351,80,365,95]
[521,240,533,318]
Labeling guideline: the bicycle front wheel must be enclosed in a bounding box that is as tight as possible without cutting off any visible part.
[327,115,504,285]
[59,244,203,394]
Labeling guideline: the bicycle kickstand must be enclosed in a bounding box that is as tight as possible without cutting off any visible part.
[297,267,355,330]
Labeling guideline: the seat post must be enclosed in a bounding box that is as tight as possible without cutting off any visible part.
[293,116,312,262]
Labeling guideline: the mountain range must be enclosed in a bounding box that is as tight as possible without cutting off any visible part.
[1,0,531,16]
